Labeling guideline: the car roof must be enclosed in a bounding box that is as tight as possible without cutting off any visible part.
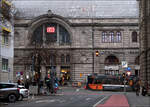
[0,82,17,85]
[18,85,24,87]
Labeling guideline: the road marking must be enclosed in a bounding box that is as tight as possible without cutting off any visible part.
[36,99,55,103]
[55,93,64,96]
[93,96,109,107]
[76,89,80,92]
[86,98,91,101]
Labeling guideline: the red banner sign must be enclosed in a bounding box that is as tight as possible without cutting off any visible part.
[47,27,55,33]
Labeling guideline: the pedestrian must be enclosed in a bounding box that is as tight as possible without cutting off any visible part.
[142,81,148,96]
[135,80,140,96]
[62,76,65,86]
[45,76,50,93]
[25,80,29,89]
[17,79,21,85]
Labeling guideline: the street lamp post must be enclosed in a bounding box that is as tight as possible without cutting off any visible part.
[92,24,94,74]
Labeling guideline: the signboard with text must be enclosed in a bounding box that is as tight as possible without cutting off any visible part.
[47,27,55,33]
[122,61,128,68]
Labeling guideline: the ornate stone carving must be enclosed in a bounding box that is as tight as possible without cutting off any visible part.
[47,10,52,17]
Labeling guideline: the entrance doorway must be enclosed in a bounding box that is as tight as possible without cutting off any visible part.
[135,70,139,76]
[46,66,56,76]
[60,66,70,83]
[104,55,119,75]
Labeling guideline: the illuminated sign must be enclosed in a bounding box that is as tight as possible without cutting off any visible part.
[47,27,55,33]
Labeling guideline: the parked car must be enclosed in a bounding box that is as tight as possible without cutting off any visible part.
[0,82,20,102]
[17,85,29,101]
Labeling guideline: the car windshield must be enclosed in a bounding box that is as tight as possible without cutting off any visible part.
[0,84,16,89]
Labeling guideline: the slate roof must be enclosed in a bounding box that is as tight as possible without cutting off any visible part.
[12,0,139,19]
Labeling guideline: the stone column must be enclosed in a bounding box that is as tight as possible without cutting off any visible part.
[56,65,60,79]
[41,66,46,81]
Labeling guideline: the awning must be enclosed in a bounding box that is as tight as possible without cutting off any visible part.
[2,26,11,32]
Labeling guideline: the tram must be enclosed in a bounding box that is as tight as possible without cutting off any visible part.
[85,74,134,91]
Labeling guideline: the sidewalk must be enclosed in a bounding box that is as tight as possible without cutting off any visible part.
[125,92,150,107]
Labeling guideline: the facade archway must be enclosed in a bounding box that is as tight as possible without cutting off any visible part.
[31,22,71,45]
[104,55,120,75]
[28,14,72,45]
[28,14,72,83]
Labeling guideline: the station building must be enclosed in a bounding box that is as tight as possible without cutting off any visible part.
[12,0,139,83]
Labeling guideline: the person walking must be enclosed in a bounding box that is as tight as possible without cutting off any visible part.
[142,81,148,96]
[135,80,141,96]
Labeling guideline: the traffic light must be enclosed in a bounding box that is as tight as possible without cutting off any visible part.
[95,51,99,56]
[122,73,126,78]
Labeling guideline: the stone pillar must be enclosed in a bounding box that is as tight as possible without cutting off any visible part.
[56,65,60,78]
[41,66,46,81]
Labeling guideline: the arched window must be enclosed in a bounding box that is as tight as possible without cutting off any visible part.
[105,55,119,65]
[66,54,70,63]
[102,31,121,43]
[32,23,70,45]
[61,54,65,63]
[32,25,43,44]
[116,31,121,42]
[135,56,140,65]
[132,31,138,42]
[59,25,70,44]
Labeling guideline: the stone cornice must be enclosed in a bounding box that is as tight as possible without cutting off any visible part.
[14,47,139,50]
[71,23,138,27]
[14,22,138,28]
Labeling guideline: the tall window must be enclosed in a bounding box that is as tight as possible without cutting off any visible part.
[102,31,121,43]
[102,32,107,43]
[132,31,138,42]
[66,54,70,63]
[32,25,43,44]
[50,54,56,65]
[2,30,9,45]
[59,25,70,44]
[109,32,114,42]
[45,23,57,43]
[2,58,8,71]
[61,54,65,63]
[116,31,121,42]
[135,56,140,65]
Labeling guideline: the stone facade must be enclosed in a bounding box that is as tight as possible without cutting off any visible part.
[13,0,139,83]
[13,17,139,83]
[139,0,150,85]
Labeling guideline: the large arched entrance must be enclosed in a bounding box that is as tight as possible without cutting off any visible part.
[104,55,119,75]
